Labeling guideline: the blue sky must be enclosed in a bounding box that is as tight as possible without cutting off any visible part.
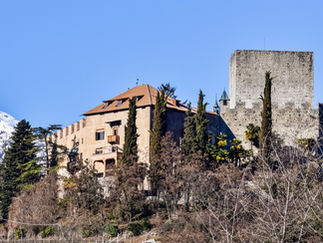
[1,0,322,127]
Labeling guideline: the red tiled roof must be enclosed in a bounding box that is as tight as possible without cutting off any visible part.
[83,84,189,116]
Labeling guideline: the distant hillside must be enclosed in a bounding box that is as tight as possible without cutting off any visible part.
[0,111,18,162]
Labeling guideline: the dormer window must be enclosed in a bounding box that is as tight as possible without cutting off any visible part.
[103,102,109,109]
[116,100,122,107]
[135,96,143,104]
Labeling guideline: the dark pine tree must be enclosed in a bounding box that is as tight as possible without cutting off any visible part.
[0,120,41,221]
[195,90,208,153]
[49,141,58,168]
[34,124,61,171]
[114,97,146,220]
[158,82,176,99]
[181,102,197,161]
[121,97,139,165]
[48,134,67,169]
[260,71,273,167]
[149,89,167,195]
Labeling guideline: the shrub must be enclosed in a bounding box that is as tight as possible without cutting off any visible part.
[81,228,94,238]
[127,223,143,236]
[107,213,117,220]
[15,227,26,239]
[103,224,119,237]
[39,226,54,238]
[141,218,152,231]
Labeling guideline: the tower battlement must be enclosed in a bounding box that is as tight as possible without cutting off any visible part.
[50,118,86,141]
[229,50,313,109]
[222,50,318,147]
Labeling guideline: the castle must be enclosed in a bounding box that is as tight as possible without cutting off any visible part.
[53,50,322,183]
[52,84,220,187]
[220,50,320,148]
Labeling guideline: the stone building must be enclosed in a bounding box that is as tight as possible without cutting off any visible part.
[53,84,220,182]
[53,50,323,188]
[220,50,319,147]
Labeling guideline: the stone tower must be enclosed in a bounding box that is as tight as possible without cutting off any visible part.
[221,50,319,147]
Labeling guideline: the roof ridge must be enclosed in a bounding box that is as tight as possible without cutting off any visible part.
[146,84,153,105]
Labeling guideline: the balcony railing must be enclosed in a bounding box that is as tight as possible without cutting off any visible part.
[93,145,119,156]
[108,135,119,144]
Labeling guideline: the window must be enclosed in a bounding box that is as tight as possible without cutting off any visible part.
[135,96,143,104]
[95,172,104,178]
[113,128,118,136]
[116,100,122,107]
[103,102,109,109]
[95,147,103,154]
[95,130,105,140]
[107,120,121,127]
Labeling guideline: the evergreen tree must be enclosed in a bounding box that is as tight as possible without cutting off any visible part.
[195,90,208,153]
[149,89,167,194]
[259,72,273,167]
[113,97,146,220]
[158,82,176,99]
[121,97,139,165]
[149,90,167,157]
[181,102,197,161]
[0,120,41,221]
[48,134,67,169]
[49,141,58,168]
[245,123,260,149]
[34,125,61,170]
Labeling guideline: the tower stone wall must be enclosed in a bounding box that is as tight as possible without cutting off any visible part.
[221,50,319,147]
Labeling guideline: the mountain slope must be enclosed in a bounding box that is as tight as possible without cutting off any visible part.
[0,111,19,162]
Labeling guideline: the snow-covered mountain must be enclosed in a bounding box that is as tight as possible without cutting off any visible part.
[0,111,19,162]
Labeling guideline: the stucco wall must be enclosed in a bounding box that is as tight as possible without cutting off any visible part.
[54,106,152,169]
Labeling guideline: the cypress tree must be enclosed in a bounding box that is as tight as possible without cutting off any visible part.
[149,90,167,159]
[195,90,208,153]
[260,71,273,167]
[181,102,197,161]
[115,97,146,219]
[149,89,167,195]
[121,97,139,165]
[0,120,41,221]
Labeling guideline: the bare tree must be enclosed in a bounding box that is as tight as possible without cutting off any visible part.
[156,131,182,220]
[8,173,59,237]
[193,140,323,243]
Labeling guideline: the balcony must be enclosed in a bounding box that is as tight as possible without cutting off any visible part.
[93,145,119,156]
[108,135,119,144]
